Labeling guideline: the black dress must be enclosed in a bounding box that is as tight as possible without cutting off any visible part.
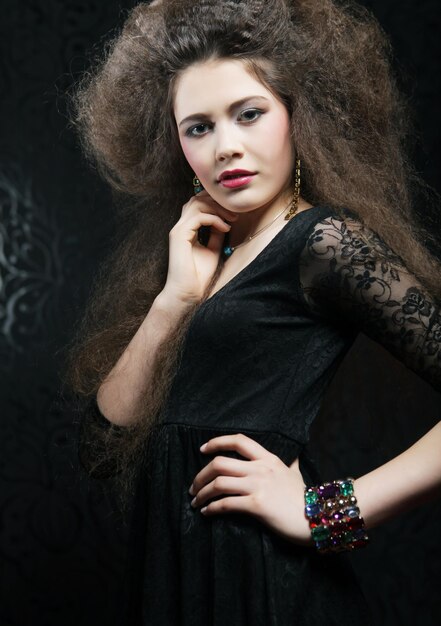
[78,204,441,625]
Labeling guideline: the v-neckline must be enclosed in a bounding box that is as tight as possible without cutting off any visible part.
[201,204,328,307]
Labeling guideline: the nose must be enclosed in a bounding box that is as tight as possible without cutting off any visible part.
[215,122,244,162]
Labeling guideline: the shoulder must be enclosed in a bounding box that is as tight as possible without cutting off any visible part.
[301,207,405,270]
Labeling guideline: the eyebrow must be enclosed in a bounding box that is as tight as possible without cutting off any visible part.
[178,95,270,128]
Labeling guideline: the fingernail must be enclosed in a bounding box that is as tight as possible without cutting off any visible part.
[200,443,208,451]
[189,484,195,495]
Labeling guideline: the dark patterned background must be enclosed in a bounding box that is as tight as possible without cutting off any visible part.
[0,1,440,625]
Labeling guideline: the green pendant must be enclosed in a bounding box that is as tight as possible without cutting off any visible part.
[223,246,233,257]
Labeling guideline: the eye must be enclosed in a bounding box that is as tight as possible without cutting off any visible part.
[185,122,211,138]
[238,108,263,122]
[184,108,264,138]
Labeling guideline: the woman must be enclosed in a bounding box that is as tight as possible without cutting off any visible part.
[65,0,441,624]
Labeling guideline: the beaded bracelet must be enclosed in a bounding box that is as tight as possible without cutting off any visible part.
[304,478,369,554]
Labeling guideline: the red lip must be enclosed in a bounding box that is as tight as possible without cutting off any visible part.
[218,169,256,182]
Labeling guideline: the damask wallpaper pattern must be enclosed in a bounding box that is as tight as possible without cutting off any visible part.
[0,1,440,625]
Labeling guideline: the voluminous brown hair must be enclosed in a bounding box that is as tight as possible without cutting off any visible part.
[63,0,441,506]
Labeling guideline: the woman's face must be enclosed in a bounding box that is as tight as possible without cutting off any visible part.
[173,58,295,215]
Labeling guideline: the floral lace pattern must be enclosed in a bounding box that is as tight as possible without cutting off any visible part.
[298,215,441,392]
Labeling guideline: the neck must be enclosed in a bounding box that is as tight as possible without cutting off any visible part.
[229,189,294,245]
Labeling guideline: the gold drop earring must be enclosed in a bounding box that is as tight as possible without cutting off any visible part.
[284,157,301,221]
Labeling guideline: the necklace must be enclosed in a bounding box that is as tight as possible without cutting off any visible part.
[222,195,300,258]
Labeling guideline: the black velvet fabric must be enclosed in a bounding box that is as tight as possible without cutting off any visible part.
[79,203,441,624]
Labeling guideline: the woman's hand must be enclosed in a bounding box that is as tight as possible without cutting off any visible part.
[162,189,239,305]
[189,433,314,546]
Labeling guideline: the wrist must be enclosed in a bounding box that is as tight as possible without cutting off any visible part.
[154,289,197,317]
[304,477,370,554]
[299,488,315,547]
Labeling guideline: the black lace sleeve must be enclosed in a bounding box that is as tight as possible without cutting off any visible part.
[298,213,441,393]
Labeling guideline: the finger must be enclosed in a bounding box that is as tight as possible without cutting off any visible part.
[194,203,239,222]
[195,206,239,225]
[200,433,275,462]
[187,194,239,221]
[173,214,231,245]
[192,475,249,508]
[191,455,250,494]
[205,225,227,253]
[187,213,232,232]
[200,494,257,516]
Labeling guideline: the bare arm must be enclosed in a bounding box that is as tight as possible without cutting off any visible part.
[96,190,238,427]
[295,212,441,538]
[355,419,441,529]
[96,290,194,426]
[287,419,441,545]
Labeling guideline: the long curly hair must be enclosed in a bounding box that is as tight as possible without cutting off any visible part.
[63,0,441,505]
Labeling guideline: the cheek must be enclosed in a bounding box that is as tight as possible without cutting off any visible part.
[263,115,292,162]
[180,139,210,177]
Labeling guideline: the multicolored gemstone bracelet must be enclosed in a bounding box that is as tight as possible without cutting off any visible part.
[304,478,370,554]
